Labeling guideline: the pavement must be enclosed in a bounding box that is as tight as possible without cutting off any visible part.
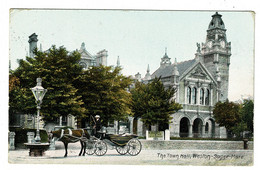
[8,141,254,166]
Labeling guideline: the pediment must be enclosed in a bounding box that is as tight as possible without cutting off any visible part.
[189,66,208,79]
[183,62,216,84]
[80,50,93,60]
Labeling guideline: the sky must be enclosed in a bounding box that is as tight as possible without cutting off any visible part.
[9,10,254,102]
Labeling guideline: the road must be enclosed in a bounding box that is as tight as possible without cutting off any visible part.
[8,142,253,166]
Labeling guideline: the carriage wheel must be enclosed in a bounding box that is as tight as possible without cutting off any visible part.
[127,138,142,156]
[85,141,96,155]
[116,145,129,155]
[94,140,107,156]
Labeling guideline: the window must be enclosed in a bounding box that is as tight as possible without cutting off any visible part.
[200,88,204,105]
[205,89,210,105]
[187,87,191,104]
[192,87,197,104]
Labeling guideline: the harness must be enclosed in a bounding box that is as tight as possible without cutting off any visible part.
[57,128,87,143]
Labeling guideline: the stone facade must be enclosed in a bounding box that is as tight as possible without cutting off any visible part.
[135,12,231,138]
[78,42,108,69]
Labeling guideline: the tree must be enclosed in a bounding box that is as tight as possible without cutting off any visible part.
[240,99,254,134]
[131,77,182,131]
[11,46,85,122]
[74,65,133,126]
[213,100,241,137]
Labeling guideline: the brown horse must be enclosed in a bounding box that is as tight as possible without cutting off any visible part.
[50,128,90,157]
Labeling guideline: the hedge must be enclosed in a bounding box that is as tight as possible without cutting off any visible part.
[9,127,48,146]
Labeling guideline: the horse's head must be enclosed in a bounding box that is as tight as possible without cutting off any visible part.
[48,129,62,142]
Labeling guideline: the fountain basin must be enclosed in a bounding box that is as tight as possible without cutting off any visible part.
[24,143,50,156]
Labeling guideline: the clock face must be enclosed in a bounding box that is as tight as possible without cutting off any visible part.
[207,41,213,48]
[220,40,226,48]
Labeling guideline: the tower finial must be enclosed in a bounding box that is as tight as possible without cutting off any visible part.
[165,47,167,54]
[147,64,150,73]
[117,56,120,67]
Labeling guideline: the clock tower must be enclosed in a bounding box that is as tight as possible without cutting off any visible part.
[201,12,232,102]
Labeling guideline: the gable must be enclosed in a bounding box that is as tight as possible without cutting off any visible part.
[180,61,217,85]
[80,50,93,60]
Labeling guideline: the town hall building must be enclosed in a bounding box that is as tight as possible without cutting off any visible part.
[135,12,231,138]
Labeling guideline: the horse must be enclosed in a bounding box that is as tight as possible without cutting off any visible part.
[49,128,90,157]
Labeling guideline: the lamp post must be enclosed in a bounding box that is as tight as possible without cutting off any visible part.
[31,78,47,143]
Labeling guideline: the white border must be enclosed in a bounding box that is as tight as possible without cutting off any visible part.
[1,0,259,170]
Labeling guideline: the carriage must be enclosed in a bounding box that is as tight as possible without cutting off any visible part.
[50,128,142,157]
[84,131,142,156]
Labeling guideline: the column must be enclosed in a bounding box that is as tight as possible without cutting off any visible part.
[59,116,62,126]
[9,132,15,150]
[188,124,193,137]
[129,117,134,134]
[184,85,187,104]
[114,120,118,134]
[176,85,180,103]
[137,118,143,137]
[202,125,206,138]
[210,88,213,106]
[203,87,206,105]
[197,87,200,105]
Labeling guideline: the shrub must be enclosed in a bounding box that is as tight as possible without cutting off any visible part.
[9,127,48,146]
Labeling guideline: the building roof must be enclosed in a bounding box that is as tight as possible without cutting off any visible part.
[151,59,196,78]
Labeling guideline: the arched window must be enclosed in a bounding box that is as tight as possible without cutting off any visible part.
[200,88,204,105]
[205,89,210,105]
[192,87,197,104]
[187,87,191,104]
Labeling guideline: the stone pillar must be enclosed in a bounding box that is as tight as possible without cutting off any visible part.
[27,132,35,143]
[137,118,143,137]
[203,87,206,105]
[210,88,213,106]
[202,125,206,138]
[9,132,15,150]
[188,124,193,137]
[164,129,170,141]
[197,87,200,105]
[214,124,221,138]
[129,117,134,134]
[114,120,118,134]
[59,116,62,126]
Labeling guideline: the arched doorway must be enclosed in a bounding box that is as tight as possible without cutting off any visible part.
[180,117,190,137]
[193,118,203,138]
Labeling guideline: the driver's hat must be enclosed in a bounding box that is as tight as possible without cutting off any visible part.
[95,115,100,118]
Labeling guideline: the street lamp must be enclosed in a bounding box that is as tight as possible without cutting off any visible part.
[31,78,47,143]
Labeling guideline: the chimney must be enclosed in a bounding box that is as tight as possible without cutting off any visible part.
[28,33,38,57]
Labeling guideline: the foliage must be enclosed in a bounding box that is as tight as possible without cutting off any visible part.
[9,127,48,145]
[213,100,241,134]
[131,77,182,129]
[240,99,254,133]
[213,99,254,138]
[9,75,28,115]
[10,46,85,122]
[74,65,133,126]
